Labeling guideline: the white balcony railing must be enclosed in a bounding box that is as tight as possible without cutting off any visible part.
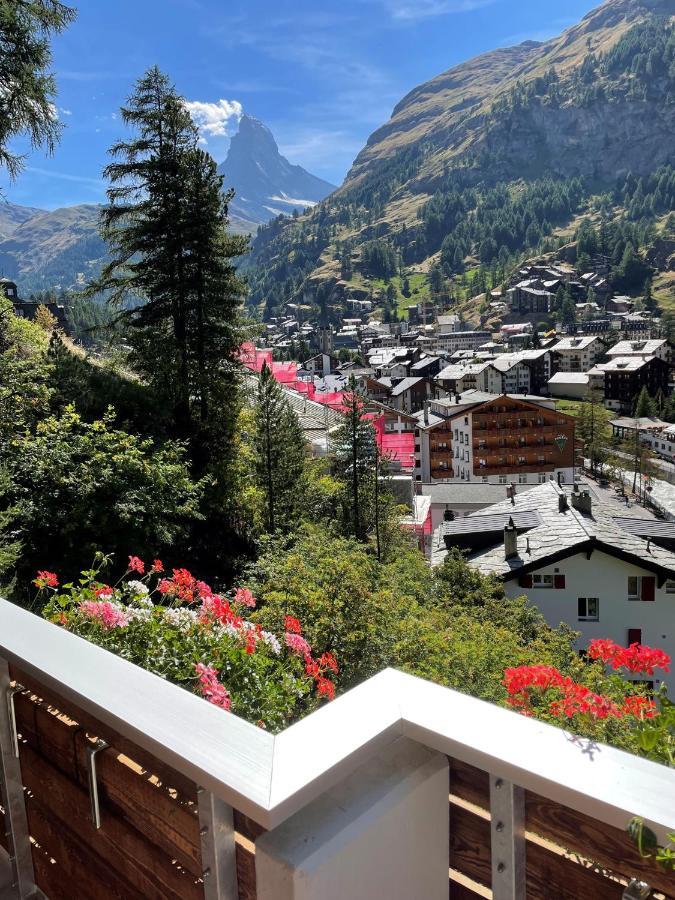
[0,597,674,900]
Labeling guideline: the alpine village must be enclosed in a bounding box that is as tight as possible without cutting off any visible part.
[2,1,675,899]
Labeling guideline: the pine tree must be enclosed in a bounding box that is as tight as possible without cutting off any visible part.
[634,386,656,418]
[253,363,306,533]
[331,376,377,541]
[87,68,246,458]
[181,149,248,439]
[86,67,198,431]
[0,0,76,179]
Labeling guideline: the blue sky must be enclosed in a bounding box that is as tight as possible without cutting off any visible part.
[2,0,601,210]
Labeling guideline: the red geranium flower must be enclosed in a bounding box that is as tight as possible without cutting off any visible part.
[284,615,302,634]
[128,555,145,574]
[34,570,58,589]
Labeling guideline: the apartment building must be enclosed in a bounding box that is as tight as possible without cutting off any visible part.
[592,356,672,413]
[552,336,604,372]
[414,392,576,485]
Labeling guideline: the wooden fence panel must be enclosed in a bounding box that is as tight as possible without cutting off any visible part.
[11,667,198,800]
[449,755,675,900]
[526,790,675,898]
[10,679,262,900]
[21,741,202,900]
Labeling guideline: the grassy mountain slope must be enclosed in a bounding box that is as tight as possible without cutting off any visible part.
[0,204,106,294]
[0,201,45,240]
[246,0,675,320]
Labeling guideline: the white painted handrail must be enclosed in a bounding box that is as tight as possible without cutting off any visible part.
[0,598,673,836]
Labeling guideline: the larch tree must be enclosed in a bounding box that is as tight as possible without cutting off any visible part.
[0,0,75,180]
[253,363,306,533]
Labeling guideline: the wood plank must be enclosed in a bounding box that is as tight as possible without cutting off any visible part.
[234,809,266,843]
[450,801,491,888]
[448,869,491,899]
[20,741,203,900]
[450,758,490,810]
[27,798,144,900]
[73,736,203,876]
[236,844,257,900]
[15,690,203,876]
[11,667,198,801]
[526,839,624,900]
[526,791,675,898]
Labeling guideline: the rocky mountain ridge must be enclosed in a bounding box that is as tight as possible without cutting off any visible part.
[220,114,335,232]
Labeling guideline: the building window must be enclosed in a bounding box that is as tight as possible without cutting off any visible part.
[538,473,547,483]
[499,475,507,484]
[518,474,528,484]
[628,576,656,601]
[666,581,675,594]
[532,574,554,589]
[578,597,599,621]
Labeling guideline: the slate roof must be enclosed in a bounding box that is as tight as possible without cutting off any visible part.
[390,377,424,397]
[282,388,344,431]
[439,481,675,578]
[548,372,589,384]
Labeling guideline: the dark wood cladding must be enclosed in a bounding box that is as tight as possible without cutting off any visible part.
[8,671,264,900]
[449,757,675,899]
[471,397,575,477]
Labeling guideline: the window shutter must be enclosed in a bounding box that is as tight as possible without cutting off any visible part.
[628,628,642,645]
[554,574,566,589]
[518,574,533,588]
[641,577,656,602]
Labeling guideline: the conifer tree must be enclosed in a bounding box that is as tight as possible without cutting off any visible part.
[331,376,377,541]
[634,386,656,419]
[253,363,306,533]
[0,0,75,179]
[87,68,247,460]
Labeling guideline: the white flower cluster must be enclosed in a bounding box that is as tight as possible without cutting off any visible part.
[162,607,199,631]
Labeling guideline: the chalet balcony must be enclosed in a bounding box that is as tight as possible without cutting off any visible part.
[473,431,570,451]
[473,463,557,477]
[0,599,674,900]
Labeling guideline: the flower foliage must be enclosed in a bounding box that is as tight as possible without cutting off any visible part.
[587,639,671,676]
[38,553,338,732]
[504,640,670,725]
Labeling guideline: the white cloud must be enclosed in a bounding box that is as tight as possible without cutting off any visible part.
[379,0,496,20]
[185,98,243,142]
[59,107,72,116]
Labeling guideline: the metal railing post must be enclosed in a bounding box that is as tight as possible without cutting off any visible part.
[0,658,37,899]
[198,788,239,900]
[490,776,526,900]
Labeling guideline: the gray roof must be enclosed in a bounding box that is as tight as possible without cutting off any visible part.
[548,372,589,384]
[420,482,535,505]
[610,417,669,431]
[390,377,424,397]
[411,356,440,372]
[612,518,675,540]
[460,482,675,579]
[282,388,344,431]
[552,336,600,351]
[440,510,542,536]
